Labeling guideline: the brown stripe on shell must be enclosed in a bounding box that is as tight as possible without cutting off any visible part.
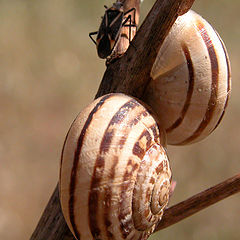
[104,155,118,239]
[118,110,150,149]
[118,158,139,239]
[89,98,139,239]
[180,20,219,145]
[68,94,113,239]
[132,141,145,159]
[89,155,105,239]
[212,30,231,131]
[132,129,153,159]
[166,43,195,132]
[155,161,164,175]
[118,128,155,238]
[132,145,168,231]
[59,126,72,195]
[103,109,154,238]
[129,109,149,128]
[119,135,128,150]
[149,124,160,144]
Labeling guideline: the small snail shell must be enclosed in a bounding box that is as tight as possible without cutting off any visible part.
[60,93,172,240]
[144,10,231,145]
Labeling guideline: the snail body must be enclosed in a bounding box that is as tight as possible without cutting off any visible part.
[144,10,231,145]
[60,93,172,240]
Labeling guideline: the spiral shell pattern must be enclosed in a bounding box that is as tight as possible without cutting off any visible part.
[144,10,231,145]
[60,93,171,240]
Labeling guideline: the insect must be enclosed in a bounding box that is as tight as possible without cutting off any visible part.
[89,1,137,59]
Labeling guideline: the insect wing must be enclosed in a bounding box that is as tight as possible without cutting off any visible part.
[96,9,124,58]
[107,9,124,41]
[96,14,107,42]
[97,34,112,58]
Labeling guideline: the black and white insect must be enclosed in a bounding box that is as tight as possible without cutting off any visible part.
[89,1,136,59]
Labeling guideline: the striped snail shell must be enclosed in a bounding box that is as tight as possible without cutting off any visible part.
[144,10,231,145]
[60,93,172,240]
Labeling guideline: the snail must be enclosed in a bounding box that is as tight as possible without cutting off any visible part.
[143,10,231,145]
[59,93,172,240]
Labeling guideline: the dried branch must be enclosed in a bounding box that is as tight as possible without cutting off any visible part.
[30,184,73,240]
[155,173,240,231]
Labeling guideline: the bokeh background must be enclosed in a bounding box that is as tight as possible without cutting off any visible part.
[0,0,239,239]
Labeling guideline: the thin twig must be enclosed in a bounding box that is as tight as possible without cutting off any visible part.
[155,173,240,231]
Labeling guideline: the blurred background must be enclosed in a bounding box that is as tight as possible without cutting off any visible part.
[0,0,239,239]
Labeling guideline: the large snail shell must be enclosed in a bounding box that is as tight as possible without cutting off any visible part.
[60,93,172,240]
[144,10,231,145]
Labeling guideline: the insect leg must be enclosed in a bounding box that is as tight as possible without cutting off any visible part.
[122,15,137,50]
[122,7,137,39]
[123,7,136,25]
[124,15,132,42]
[122,14,137,42]
[89,31,98,45]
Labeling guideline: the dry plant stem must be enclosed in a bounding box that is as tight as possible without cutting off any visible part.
[30,0,196,239]
[30,184,74,240]
[156,173,240,231]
